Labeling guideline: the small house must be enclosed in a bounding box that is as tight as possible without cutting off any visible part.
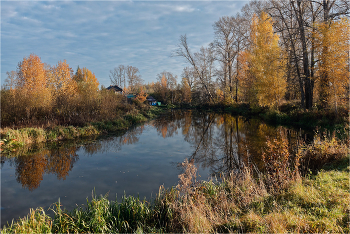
[146,96,157,106]
[107,85,123,94]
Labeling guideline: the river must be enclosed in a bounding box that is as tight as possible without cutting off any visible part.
[1,110,314,227]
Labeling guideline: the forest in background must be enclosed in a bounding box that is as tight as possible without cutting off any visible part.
[1,0,349,128]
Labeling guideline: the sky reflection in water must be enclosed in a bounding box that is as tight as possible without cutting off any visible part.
[1,110,312,227]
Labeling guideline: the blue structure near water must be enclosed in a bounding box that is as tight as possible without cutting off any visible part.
[126,94,135,99]
[146,96,157,105]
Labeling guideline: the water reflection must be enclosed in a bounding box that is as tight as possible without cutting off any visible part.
[2,110,314,191]
[150,110,313,176]
[15,146,79,191]
[2,125,148,192]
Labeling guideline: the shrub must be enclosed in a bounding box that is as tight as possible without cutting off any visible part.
[262,129,300,193]
[297,131,348,173]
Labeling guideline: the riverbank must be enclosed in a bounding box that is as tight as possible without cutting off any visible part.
[176,102,349,131]
[0,106,166,155]
[2,134,348,233]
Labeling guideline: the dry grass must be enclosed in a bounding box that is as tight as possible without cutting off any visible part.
[2,131,349,233]
[171,132,349,233]
[262,129,300,193]
[173,160,268,233]
[298,130,349,173]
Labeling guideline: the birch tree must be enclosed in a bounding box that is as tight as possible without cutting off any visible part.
[249,12,287,108]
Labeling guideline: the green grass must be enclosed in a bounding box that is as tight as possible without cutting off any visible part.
[0,107,166,155]
[2,190,176,233]
[175,102,348,130]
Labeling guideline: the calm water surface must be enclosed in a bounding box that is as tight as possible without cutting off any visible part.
[1,110,313,227]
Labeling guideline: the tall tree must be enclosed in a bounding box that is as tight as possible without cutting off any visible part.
[126,65,143,93]
[213,14,249,103]
[17,54,52,114]
[265,0,349,109]
[181,67,197,90]
[157,71,177,104]
[73,67,99,97]
[314,17,350,110]
[180,77,192,104]
[175,35,216,103]
[249,12,287,108]
[49,60,76,98]
[237,50,256,103]
[109,65,126,89]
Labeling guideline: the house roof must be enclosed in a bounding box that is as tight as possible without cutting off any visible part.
[107,85,123,92]
[146,96,156,102]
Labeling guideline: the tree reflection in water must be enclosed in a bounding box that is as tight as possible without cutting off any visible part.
[152,110,311,177]
[4,110,312,191]
[9,124,148,191]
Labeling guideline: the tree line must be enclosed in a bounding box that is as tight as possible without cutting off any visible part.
[112,0,349,110]
[173,0,349,111]
[1,55,149,127]
[2,0,349,127]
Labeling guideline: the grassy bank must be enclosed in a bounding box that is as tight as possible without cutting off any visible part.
[176,102,349,130]
[0,106,165,155]
[2,134,349,233]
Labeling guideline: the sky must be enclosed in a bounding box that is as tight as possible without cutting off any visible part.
[1,0,249,88]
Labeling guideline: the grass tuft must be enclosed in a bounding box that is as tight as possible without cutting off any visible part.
[2,132,349,233]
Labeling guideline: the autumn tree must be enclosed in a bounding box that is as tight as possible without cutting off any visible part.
[16,54,52,117]
[73,67,99,97]
[237,50,256,103]
[181,67,197,91]
[213,16,236,103]
[135,87,148,103]
[48,60,76,99]
[248,12,287,108]
[314,17,350,110]
[158,74,168,103]
[143,82,156,94]
[264,0,349,109]
[156,71,177,104]
[3,71,17,90]
[180,77,192,104]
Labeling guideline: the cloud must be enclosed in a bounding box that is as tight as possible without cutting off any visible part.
[41,4,60,10]
[21,16,42,25]
[173,5,196,12]
[1,1,249,86]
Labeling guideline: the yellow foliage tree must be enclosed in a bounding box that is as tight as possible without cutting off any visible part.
[136,87,147,103]
[73,67,99,98]
[314,17,350,110]
[17,54,52,115]
[160,74,168,102]
[237,50,256,104]
[249,12,287,108]
[181,77,192,104]
[49,60,76,99]
[216,88,224,103]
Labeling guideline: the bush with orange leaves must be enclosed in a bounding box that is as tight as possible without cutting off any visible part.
[262,130,301,193]
[135,87,148,103]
